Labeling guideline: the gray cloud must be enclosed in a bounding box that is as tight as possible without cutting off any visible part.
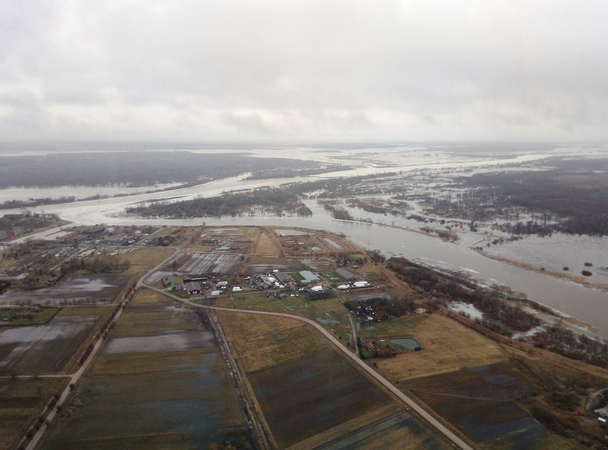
[219,111,276,136]
[1,1,607,142]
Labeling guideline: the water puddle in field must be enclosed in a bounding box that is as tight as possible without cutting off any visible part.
[49,277,118,293]
[0,316,97,343]
[104,330,215,353]
[316,314,340,326]
[324,237,343,249]
[275,229,310,236]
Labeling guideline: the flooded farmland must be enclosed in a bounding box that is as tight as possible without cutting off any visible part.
[11,145,607,338]
[103,330,215,354]
[216,310,452,448]
[42,351,249,450]
[0,315,99,374]
[0,378,62,450]
[40,291,251,449]
[0,275,129,306]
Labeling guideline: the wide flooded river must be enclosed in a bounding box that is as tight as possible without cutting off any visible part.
[17,189,607,338]
[2,147,608,338]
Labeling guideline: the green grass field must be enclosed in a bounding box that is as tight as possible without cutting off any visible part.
[321,271,345,282]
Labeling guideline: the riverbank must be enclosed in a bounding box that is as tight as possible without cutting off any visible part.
[475,248,608,295]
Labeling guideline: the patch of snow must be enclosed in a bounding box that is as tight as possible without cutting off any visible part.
[449,301,483,320]
[512,325,546,340]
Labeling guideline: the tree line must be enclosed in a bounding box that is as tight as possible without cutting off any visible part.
[386,256,608,368]
[127,187,312,218]
[458,168,608,236]
[386,257,542,334]
[0,151,323,188]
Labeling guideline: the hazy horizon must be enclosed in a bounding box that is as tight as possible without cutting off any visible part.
[2,1,608,143]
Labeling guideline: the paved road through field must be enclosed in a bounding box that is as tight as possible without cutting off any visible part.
[137,250,474,450]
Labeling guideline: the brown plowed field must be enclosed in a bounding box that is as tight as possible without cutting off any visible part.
[405,363,547,448]
[248,348,392,448]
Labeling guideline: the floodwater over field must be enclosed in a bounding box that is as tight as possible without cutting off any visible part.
[0,183,179,203]
[483,233,608,285]
[103,330,215,354]
[449,302,484,320]
[10,199,608,337]
[0,275,128,306]
[0,315,98,373]
[324,237,343,249]
[275,228,310,236]
[43,300,250,449]
[42,351,250,450]
[248,347,449,448]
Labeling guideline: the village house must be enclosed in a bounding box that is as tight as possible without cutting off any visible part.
[184,281,201,294]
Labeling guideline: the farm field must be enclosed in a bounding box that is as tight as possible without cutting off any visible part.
[248,349,394,448]
[55,305,111,317]
[253,228,281,256]
[341,288,404,303]
[0,307,59,327]
[115,247,175,274]
[300,257,337,272]
[199,227,256,253]
[217,312,332,372]
[246,255,305,273]
[361,312,598,448]
[205,227,253,237]
[287,406,446,450]
[5,225,608,448]
[370,314,507,381]
[0,313,100,374]
[273,228,361,257]
[219,293,354,349]
[0,378,65,450]
[218,310,450,449]
[40,289,250,450]
[220,292,350,331]
[404,363,579,450]
[0,274,130,307]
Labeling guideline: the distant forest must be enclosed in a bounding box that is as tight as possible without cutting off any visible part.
[126,187,313,218]
[126,176,375,218]
[0,152,320,188]
[462,164,608,236]
[428,158,608,236]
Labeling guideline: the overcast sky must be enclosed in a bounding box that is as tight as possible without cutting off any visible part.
[1,1,607,143]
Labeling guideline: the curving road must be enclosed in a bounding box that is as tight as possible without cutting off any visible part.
[141,275,473,449]
[25,299,129,450]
